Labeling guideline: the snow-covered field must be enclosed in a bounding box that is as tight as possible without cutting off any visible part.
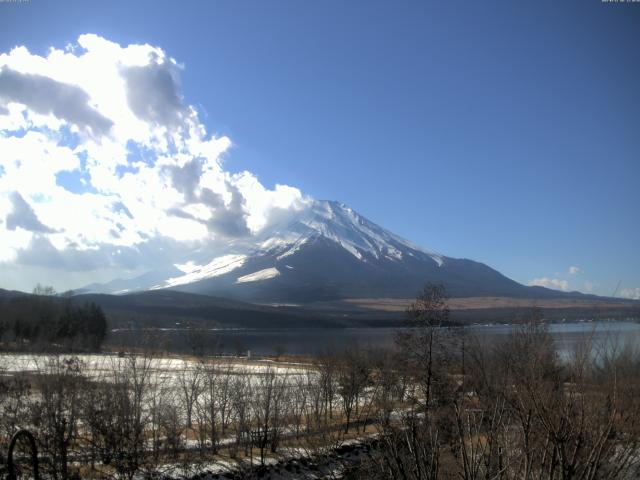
[1,353,306,372]
[0,353,314,387]
[0,352,390,479]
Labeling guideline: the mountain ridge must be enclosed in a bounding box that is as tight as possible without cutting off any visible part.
[80,200,600,303]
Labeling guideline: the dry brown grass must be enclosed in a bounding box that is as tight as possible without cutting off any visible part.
[343,296,637,312]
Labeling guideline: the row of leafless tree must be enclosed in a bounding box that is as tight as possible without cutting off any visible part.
[356,286,640,480]
[0,345,403,479]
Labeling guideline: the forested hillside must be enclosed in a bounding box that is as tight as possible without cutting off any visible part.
[0,289,107,351]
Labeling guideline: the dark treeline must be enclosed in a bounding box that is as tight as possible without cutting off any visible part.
[0,285,107,351]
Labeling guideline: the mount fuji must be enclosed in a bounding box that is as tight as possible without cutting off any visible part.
[82,200,581,304]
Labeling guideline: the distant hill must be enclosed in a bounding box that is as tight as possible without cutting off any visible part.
[0,288,29,299]
[88,289,640,329]
[1,288,637,334]
[72,290,352,329]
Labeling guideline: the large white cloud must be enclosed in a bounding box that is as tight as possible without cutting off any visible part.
[528,277,571,292]
[619,288,640,300]
[0,34,310,290]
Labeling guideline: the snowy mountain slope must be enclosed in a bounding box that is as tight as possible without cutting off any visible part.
[252,200,445,266]
[81,200,582,303]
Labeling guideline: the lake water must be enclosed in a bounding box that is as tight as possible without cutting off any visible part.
[108,320,640,357]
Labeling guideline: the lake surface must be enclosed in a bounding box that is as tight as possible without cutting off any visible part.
[108,320,640,357]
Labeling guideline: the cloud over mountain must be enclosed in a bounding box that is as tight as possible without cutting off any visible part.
[528,277,570,292]
[620,288,640,300]
[0,34,309,290]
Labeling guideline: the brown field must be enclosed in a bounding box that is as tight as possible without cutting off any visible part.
[343,296,639,312]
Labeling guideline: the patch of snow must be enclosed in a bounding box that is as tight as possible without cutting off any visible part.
[385,246,403,261]
[276,237,310,260]
[236,267,280,283]
[173,260,201,274]
[158,254,247,288]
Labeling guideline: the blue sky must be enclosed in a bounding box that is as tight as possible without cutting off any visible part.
[0,0,639,297]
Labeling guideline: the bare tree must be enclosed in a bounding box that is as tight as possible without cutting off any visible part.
[397,284,453,409]
[230,373,252,459]
[82,353,154,480]
[0,370,31,462]
[459,312,640,480]
[365,284,455,480]
[198,361,223,453]
[371,348,400,428]
[178,363,202,431]
[289,371,310,439]
[32,356,85,480]
[337,346,370,434]
[316,350,338,425]
[251,366,289,463]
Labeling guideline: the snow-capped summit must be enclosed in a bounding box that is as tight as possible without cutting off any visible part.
[84,200,568,303]
[254,200,444,265]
